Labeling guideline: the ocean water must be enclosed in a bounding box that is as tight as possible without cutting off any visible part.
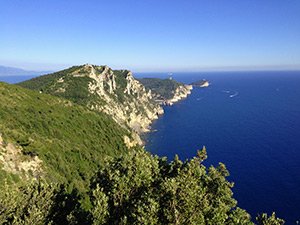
[141,71,300,224]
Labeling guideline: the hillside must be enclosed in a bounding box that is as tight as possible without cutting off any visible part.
[19,65,164,139]
[0,82,132,192]
[139,78,193,105]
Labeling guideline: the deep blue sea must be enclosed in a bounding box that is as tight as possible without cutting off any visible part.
[1,72,300,224]
[137,71,300,224]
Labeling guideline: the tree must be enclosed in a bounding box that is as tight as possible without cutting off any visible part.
[256,213,285,225]
[89,148,260,225]
[0,180,56,225]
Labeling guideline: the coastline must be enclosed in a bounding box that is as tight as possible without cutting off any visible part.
[140,84,193,146]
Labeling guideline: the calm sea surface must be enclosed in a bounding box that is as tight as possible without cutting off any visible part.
[1,72,300,224]
[137,71,300,224]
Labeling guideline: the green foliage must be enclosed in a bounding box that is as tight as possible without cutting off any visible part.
[0,180,56,225]
[18,66,82,91]
[256,213,285,225]
[0,147,284,225]
[0,82,130,193]
[88,147,259,225]
[0,180,88,225]
[113,70,131,103]
[91,185,109,225]
[19,66,100,106]
[90,149,160,224]
[138,78,182,99]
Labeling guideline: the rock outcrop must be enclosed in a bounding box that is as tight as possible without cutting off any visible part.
[82,65,164,134]
[0,134,43,179]
[165,85,193,105]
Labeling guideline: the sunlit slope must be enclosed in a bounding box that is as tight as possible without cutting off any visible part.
[0,82,131,191]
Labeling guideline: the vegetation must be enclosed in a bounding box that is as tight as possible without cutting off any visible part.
[18,65,100,106]
[0,82,131,194]
[0,148,283,224]
[18,66,82,91]
[18,65,137,107]
[138,78,182,99]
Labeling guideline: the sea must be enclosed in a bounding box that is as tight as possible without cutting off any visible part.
[1,71,300,224]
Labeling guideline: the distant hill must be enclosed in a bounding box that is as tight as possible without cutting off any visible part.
[138,78,193,105]
[0,65,51,76]
[138,78,182,99]
[190,79,210,87]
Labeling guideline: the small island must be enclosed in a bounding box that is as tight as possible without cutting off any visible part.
[190,79,210,87]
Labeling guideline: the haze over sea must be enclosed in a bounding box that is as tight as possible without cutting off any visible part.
[137,71,300,224]
[1,71,300,224]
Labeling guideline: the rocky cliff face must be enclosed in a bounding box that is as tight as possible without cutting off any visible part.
[0,134,43,179]
[164,84,193,105]
[85,65,164,133]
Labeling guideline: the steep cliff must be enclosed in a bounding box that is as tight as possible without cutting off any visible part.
[19,65,164,143]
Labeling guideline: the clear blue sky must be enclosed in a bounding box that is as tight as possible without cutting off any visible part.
[1,0,300,72]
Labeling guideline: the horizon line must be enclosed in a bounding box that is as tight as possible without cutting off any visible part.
[1,63,300,75]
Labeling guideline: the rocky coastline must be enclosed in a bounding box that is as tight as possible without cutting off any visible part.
[164,84,193,105]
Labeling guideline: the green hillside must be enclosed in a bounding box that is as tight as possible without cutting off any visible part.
[18,65,103,105]
[0,82,131,192]
[138,78,181,99]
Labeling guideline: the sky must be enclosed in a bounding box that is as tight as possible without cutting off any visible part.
[1,0,300,72]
